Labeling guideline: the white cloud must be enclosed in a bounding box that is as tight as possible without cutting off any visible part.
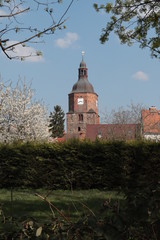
[0,9,7,15]
[132,71,149,81]
[5,41,43,62]
[55,32,79,49]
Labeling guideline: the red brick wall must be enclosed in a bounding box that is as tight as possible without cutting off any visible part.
[67,91,99,139]
[68,92,98,114]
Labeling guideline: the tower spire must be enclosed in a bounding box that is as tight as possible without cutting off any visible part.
[79,51,87,79]
[82,50,85,61]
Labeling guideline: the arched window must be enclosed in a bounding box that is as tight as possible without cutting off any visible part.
[80,69,83,76]
[78,127,81,132]
[79,114,83,122]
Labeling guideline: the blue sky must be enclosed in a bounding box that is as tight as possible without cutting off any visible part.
[0,0,160,123]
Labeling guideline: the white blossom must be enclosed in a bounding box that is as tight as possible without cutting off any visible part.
[0,79,49,143]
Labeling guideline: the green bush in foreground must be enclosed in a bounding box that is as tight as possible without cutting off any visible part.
[0,140,126,190]
[0,140,160,239]
[0,140,160,191]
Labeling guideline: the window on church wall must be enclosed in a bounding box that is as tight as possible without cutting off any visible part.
[78,127,81,132]
[79,114,83,122]
[84,101,87,110]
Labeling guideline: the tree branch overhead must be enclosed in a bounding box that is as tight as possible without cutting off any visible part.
[0,0,75,60]
[94,0,160,59]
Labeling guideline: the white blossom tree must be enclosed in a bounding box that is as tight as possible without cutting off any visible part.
[0,78,49,142]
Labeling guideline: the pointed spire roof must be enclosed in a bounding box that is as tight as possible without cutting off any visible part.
[71,52,95,93]
[79,51,87,68]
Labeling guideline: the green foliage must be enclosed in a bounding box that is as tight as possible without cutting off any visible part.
[0,189,124,239]
[49,105,65,138]
[0,140,123,189]
[0,188,159,239]
[123,141,160,239]
[0,140,159,193]
[0,140,160,239]
[94,1,160,59]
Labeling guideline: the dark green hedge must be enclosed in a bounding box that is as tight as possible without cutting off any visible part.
[0,140,160,192]
[1,140,160,239]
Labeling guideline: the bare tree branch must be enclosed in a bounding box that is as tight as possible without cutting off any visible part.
[0,0,75,60]
[0,7,30,18]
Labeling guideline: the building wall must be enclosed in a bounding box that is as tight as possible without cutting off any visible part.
[66,111,99,139]
[143,134,160,141]
[68,92,98,114]
[86,124,139,141]
[141,107,160,141]
[66,56,99,140]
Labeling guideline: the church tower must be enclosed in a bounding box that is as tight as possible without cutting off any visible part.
[66,52,99,139]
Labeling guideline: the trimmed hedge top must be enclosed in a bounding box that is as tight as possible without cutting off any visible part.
[0,140,160,191]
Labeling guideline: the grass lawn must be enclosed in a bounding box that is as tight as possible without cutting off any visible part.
[0,189,124,222]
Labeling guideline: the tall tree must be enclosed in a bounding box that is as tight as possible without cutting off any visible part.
[49,105,65,138]
[0,0,74,60]
[94,1,160,59]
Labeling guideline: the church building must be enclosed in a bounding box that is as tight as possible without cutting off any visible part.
[66,52,99,139]
[65,52,139,141]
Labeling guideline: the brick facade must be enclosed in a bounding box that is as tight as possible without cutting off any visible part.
[68,92,98,114]
[66,56,99,139]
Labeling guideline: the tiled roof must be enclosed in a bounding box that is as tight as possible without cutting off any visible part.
[49,135,65,143]
[56,136,65,142]
[72,78,94,93]
[141,108,160,134]
[86,124,138,141]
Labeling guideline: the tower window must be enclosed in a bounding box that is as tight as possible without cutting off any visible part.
[79,114,83,122]
[78,127,81,132]
[80,69,83,76]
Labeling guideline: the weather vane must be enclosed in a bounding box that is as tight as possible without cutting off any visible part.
[82,50,85,60]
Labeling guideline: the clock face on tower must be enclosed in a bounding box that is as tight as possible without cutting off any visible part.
[77,98,84,105]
